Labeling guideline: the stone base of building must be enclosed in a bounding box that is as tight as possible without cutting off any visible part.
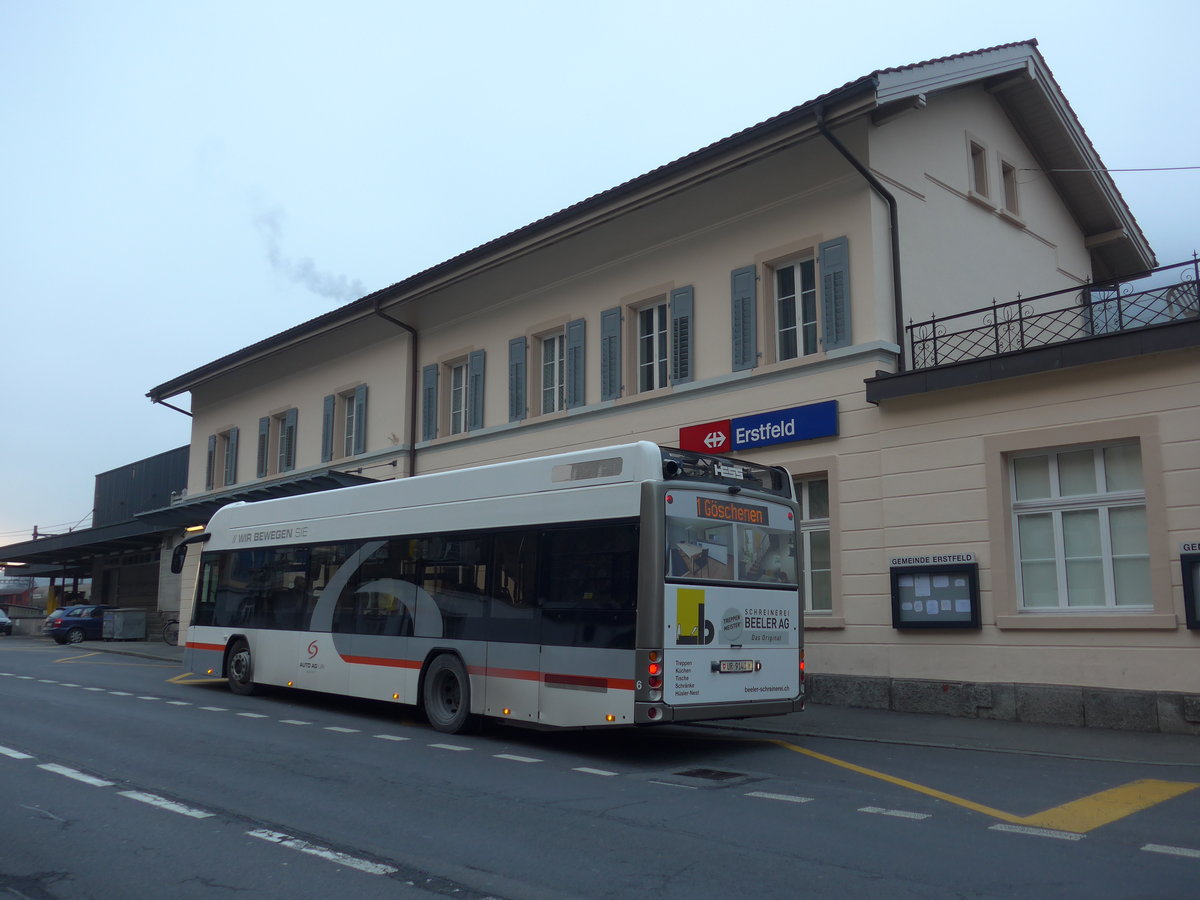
[809,673,1200,736]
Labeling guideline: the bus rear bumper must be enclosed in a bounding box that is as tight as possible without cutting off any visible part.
[635,694,804,725]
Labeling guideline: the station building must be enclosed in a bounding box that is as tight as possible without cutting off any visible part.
[135,41,1199,731]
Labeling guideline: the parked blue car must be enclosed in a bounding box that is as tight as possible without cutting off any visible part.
[42,605,116,644]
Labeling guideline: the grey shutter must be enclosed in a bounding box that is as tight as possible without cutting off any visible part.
[819,236,851,350]
[565,318,586,409]
[670,286,694,385]
[599,307,621,401]
[282,408,297,472]
[353,384,368,454]
[731,265,757,371]
[508,337,527,422]
[205,434,216,490]
[224,426,239,486]
[257,417,270,477]
[467,350,486,431]
[321,395,335,463]
[421,364,439,441]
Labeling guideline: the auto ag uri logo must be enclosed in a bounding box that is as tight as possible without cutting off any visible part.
[307,640,319,659]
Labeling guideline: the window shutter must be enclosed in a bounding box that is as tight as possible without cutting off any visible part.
[224,426,239,486]
[421,364,439,441]
[599,307,622,401]
[353,384,368,454]
[508,337,527,422]
[467,350,486,431]
[731,266,757,371]
[565,318,586,408]
[321,395,335,463]
[819,236,851,350]
[670,286,694,385]
[257,417,270,477]
[282,408,297,472]
[205,434,216,490]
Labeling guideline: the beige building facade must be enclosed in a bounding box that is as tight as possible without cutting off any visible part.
[150,41,1200,731]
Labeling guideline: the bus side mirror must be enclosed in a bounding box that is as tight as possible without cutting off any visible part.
[171,532,210,575]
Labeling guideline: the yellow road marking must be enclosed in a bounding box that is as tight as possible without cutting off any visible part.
[56,652,101,663]
[168,673,225,685]
[772,739,1198,833]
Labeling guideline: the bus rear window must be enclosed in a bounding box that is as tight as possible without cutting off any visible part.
[666,493,797,586]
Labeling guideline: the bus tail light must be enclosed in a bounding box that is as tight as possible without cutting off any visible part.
[799,650,805,684]
[647,650,663,699]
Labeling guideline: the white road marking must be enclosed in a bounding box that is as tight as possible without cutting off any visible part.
[280,719,311,726]
[650,780,697,789]
[373,734,411,742]
[247,829,398,875]
[989,823,1085,841]
[119,791,214,819]
[60,683,81,688]
[324,726,359,733]
[0,746,34,760]
[166,701,191,706]
[1142,843,1200,860]
[16,675,34,680]
[38,679,58,683]
[137,696,160,701]
[38,764,114,787]
[83,687,105,692]
[495,754,541,763]
[573,767,618,777]
[859,806,930,820]
[237,712,269,718]
[199,706,228,711]
[747,791,814,804]
[109,691,133,696]
[430,743,470,752]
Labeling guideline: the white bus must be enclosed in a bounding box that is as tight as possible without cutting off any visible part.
[178,442,804,732]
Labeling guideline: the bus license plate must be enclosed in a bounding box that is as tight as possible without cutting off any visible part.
[717,659,755,674]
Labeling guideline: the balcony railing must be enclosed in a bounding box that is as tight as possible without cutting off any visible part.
[907,258,1200,370]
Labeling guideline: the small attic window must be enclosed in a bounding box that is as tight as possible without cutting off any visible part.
[1001,159,1020,216]
[970,141,989,198]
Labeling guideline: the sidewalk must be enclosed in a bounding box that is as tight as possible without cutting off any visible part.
[33,636,1198,767]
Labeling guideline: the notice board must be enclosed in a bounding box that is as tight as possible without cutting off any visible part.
[890,562,980,629]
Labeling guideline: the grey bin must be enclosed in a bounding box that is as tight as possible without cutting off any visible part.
[102,608,147,641]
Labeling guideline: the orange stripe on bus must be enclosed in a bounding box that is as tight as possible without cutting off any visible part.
[341,654,633,692]
[186,642,226,652]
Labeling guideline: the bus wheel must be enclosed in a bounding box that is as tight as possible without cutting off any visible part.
[227,639,257,696]
[423,654,470,734]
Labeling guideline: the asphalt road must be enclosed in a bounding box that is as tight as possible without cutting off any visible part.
[1,637,1197,898]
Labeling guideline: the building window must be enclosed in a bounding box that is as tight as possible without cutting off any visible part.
[449,361,467,435]
[1000,158,1019,216]
[775,259,818,361]
[969,140,989,198]
[276,409,297,473]
[795,477,831,612]
[1011,442,1149,610]
[637,301,669,392]
[540,331,566,414]
[206,427,240,490]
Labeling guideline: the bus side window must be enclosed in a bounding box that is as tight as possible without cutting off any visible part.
[489,530,538,643]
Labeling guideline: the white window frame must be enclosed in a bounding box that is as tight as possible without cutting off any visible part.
[774,258,818,362]
[999,155,1020,218]
[274,410,296,473]
[449,361,467,435]
[340,391,358,458]
[795,476,831,613]
[1010,442,1149,611]
[540,331,566,414]
[637,300,669,393]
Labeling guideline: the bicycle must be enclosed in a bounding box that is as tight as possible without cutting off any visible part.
[162,618,179,646]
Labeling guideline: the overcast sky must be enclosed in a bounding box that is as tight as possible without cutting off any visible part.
[1,0,1197,545]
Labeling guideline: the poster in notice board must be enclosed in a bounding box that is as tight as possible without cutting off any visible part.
[890,563,980,629]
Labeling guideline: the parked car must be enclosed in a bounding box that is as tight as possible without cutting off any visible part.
[0,609,12,636]
[42,605,116,644]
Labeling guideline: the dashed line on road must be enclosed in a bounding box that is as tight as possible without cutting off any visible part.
[0,745,34,759]
[373,734,410,742]
[747,791,813,804]
[119,791,214,819]
[573,767,618,777]
[325,726,360,733]
[430,743,470,752]
[1142,843,1200,860]
[237,712,269,718]
[989,823,1085,841]
[859,806,931,820]
[280,719,312,726]
[494,753,541,763]
[247,828,398,876]
[38,763,115,787]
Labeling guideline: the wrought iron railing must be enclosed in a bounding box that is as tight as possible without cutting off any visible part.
[907,257,1200,370]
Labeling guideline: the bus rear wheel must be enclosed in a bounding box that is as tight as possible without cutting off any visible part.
[423,654,471,734]
[227,639,257,696]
